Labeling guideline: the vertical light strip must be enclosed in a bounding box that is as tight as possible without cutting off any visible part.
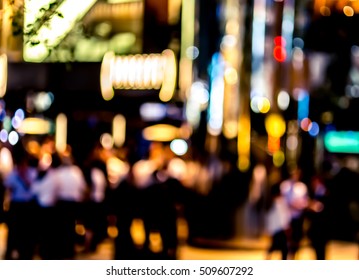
[100,51,115,101]
[159,49,177,102]
[0,54,7,97]
[208,76,224,136]
[250,0,268,100]
[222,0,241,139]
[282,0,295,63]
[297,89,310,121]
[55,113,67,153]
[24,0,97,62]
[237,115,251,171]
[112,114,126,148]
[252,0,266,60]
[179,0,195,99]
[0,147,13,177]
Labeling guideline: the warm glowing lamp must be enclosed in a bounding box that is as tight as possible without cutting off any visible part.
[100,49,177,101]
[17,118,52,135]
[142,124,179,142]
[265,113,286,154]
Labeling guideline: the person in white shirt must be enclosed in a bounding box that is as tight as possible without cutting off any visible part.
[265,183,291,260]
[55,150,87,259]
[31,153,62,259]
[280,167,309,259]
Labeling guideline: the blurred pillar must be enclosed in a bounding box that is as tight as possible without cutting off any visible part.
[1,0,23,61]
[143,0,169,53]
[179,0,196,100]
[237,0,252,172]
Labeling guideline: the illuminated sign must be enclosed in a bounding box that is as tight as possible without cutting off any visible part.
[324,131,359,154]
[100,49,177,101]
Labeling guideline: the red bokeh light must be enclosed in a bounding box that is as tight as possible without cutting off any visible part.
[273,46,287,62]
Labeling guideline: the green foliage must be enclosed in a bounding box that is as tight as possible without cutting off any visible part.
[9,0,64,48]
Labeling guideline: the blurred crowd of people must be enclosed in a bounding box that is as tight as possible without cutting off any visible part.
[0,138,209,260]
[0,136,358,260]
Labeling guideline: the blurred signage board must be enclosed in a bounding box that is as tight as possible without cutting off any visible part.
[324,131,359,154]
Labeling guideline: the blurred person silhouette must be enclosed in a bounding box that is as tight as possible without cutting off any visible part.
[0,174,5,224]
[142,144,188,259]
[3,144,38,259]
[306,175,330,260]
[82,150,110,252]
[142,165,183,260]
[55,146,87,259]
[265,182,291,260]
[31,152,63,259]
[280,167,309,259]
[109,160,144,260]
[245,164,268,237]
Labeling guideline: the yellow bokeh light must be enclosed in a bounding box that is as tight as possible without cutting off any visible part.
[113,114,126,148]
[238,156,250,172]
[130,218,146,247]
[225,19,240,35]
[273,150,285,167]
[26,140,41,156]
[143,124,179,142]
[75,224,86,236]
[224,67,238,85]
[17,118,51,135]
[56,113,67,153]
[149,231,163,253]
[107,226,118,239]
[258,97,271,113]
[100,133,114,150]
[343,6,354,17]
[265,114,286,138]
[0,147,13,177]
[321,111,333,124]
[223,120,238,139]
[320,6,331,16]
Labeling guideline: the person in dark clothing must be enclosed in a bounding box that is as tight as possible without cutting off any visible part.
[3,144,38,260]
[142,170,180,259]
[307,175,330,260]
[109,165,140,260]
[0,176,5,224]
[82,158,110,252]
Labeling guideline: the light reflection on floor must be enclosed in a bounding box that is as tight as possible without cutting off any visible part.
[1,223,358,260]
